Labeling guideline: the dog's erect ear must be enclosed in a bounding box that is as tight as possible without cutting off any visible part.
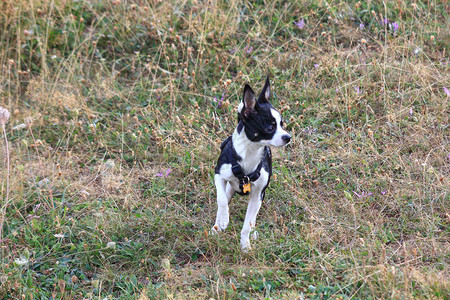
[242,84,256,117]
[258,75,271,103]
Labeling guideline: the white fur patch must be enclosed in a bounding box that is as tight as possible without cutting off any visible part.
[232,131,266,175]
[258,108,290,147]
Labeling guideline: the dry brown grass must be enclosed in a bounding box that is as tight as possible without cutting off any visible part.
[0,0,449,298]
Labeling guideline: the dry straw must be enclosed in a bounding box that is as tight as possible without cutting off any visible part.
[0,106,10,124]
[0,106,11,242]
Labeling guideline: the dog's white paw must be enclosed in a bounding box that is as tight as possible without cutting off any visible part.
[215,210,229,231]
[241,238,252,252]
[210,225,221,235]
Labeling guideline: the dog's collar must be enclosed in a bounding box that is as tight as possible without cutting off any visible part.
[220,136,267,195]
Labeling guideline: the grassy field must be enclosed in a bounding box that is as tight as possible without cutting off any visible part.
[0,0,449,298]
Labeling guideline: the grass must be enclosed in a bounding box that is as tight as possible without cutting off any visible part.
[0,0,449,298]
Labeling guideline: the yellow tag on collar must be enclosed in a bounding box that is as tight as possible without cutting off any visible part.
[243,182,251,193]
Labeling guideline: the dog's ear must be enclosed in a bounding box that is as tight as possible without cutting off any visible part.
[258,75,271,103]
[242,84,256,117]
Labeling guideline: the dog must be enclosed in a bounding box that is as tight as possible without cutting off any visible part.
[212,75,291,250]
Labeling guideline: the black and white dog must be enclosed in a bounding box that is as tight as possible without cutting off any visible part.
[212,76,291,250]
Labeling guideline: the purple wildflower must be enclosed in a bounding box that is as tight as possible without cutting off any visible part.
[246,45,253,54]
[314,63,319,69]
[380,18,389,26]
[294,19,305,29]
[444,87,450,97]
[409,108,413,115]
[302,126,317,135]
[213,97,222,107]
[217,99,222,107]
[156,169,172,178]
[353,191,373,198]
[360,59,367,69]
[359,23,365,30]
[381,190,387,195]
[213,92,226,107]
[354,86,362,94]
[390,22,399,33]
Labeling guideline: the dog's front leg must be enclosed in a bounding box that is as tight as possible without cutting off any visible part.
[240,191,263,250]
[212,176,233,233]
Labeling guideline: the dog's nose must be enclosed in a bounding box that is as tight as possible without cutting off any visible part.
[282,134,291,144]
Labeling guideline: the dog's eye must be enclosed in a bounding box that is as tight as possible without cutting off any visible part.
[266,125,275,133]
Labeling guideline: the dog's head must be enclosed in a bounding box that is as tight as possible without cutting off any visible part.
[237,76,291,147]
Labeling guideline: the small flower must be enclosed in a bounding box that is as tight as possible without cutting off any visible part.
[390,22,399,33]
[24,29,33,37]
[156,169,172,178]
[0,106,10,125]
[105,159,115,170]
[244,44,253,54]
[359,23,365,30]
[24,116,34,127]
[380,18,389,26]
[161,258,171,271]
[443,87,450,97]
[14,256,29,266]
[294,18,305,29]
[54,234,65,238]
[106,242,116,249]
[213,92,226,107]
[409,107,413,115]
[302,126,317,135]
[314,63,319,69]
[353,191,373,198]
[381,190,387,195]
[354,86,362,94]
[37,178,51,188]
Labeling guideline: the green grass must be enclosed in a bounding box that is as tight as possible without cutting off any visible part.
[0,0,449,298]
